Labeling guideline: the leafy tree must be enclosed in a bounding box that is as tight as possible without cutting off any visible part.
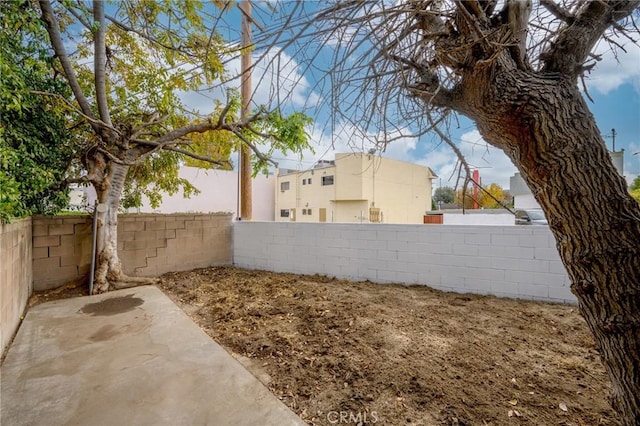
[433,186,455,204]
[454,183,509,210]
[479,183,507,209]
[35,0,311,292]
[631,176,640,204]
[255,0,640,421]
[455,188,475,209]
[0,0,77,222]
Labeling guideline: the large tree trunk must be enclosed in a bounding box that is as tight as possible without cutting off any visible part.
[91,161,156,293]
[459,61,640,423]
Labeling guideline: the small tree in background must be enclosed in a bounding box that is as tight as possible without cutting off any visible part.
[455,188,475,209]
[433,186,455,205]
[479,183,508,209]
[631,176,640,204]
[453,183,508,209]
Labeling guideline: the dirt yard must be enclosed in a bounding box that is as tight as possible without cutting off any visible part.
[156,267,616,426]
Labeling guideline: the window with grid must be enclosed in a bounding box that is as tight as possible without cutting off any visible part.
[321,175,334,186]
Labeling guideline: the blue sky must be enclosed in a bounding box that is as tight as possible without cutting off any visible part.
[187,1,640,190]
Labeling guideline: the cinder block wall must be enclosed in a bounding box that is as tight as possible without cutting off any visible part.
[32,215,93,291]
[117,214,232,277]
[32,213,232,291]
[1,218,32,354]
[233,222,575,304]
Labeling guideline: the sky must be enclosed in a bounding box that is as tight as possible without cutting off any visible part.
[182,1,640,191]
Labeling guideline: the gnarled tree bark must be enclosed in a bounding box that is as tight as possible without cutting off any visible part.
[84,149,159,293]
[304,0,640,421]
[457,58,640,421]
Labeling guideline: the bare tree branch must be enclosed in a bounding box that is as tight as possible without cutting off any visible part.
[130,109,278,167]
[539,0,575,23]
[97,147,140,166]
[65,2,93,30]
[226,127,274,165]
[29,90,121,136]
[541,0,640,76]
[145,122,222,146]
[64,175,92,185]
[38,0,95,122]
[93,1,112,128]
[160,146,230,166]
[130,113,169,140]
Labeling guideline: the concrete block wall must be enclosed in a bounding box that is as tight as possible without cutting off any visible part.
[117,213,232,277]
[442,212,514,226]
[32,213,232,290]
[32,215,93,291]
[1,218,32,355]
[233,222,575,304]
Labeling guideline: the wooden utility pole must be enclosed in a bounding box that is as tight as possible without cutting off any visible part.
[240,0,252,220]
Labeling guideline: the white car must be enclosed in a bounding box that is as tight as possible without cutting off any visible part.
[515,209,548,225]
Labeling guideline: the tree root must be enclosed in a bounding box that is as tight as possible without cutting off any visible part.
[110,275,161,290]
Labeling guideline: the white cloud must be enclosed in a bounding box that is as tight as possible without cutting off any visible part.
[251,49,321,110]
[527,5,640,95]
[320,2,385,48]
[272,121,375,171]
[178,46,320,115]
[272,124,518,190]
[417,130,517,190]
[585,35,640,95]
[268,120,418,172]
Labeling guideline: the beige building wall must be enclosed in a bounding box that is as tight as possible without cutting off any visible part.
[275,153,435,224]
[335,154,365,201]
[334,200,369,223]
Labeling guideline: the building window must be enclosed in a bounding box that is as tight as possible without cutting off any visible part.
[301,208,312,216]
[302,179,306,185]
[307,178,312,185]
[280,209,290,218]
[280,181,290,191]
[307,208,312,215]
[321,175,334,186]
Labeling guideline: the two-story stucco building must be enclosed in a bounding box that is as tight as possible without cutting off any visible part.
[275,152,437,224]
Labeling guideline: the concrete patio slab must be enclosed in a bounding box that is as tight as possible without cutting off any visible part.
[1,286,304,426]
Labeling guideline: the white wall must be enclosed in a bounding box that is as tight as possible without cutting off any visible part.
[233,222,575,304]
[510,173,542,210]
[442,212,514,225]
[513,193,541,210]
[70,167,276,220]
[139,167,276,220]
